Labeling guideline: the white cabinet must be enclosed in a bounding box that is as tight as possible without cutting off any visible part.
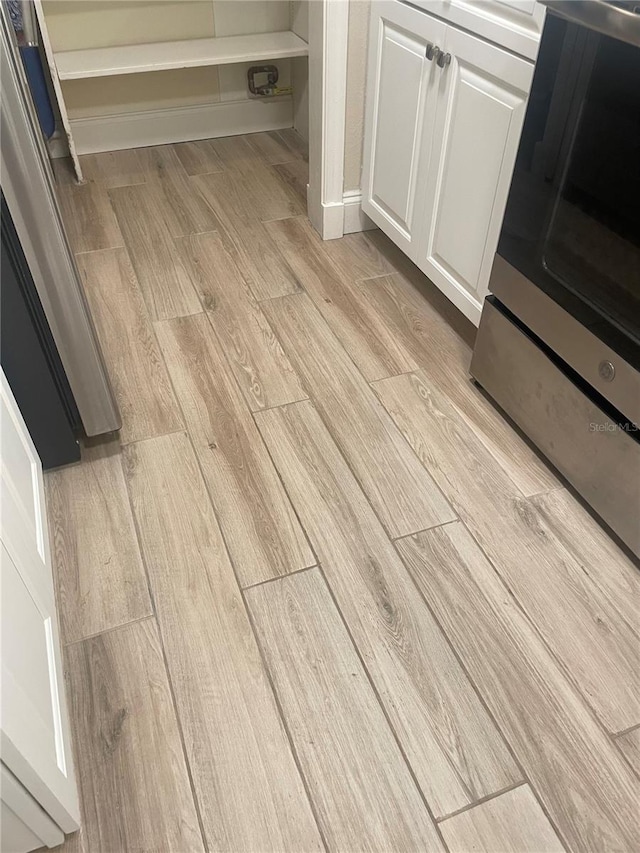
[362,1,535,325]
[1,370,80,850]
[361,2,445,254]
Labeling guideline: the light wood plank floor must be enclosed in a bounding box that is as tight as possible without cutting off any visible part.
[48,132,640,853]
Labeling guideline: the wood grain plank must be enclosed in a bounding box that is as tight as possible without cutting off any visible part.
[254,400,521,817]
[57,182,123,253]
[45,439,151,645]
[64,618,204,852]
[245,130,306,165]
[195,162,304,228]
[261,293,455,537]
[617,728,640,776]
[209,135,264,168]
[374,372,640,731]
[272,160,309,210]
[265,218,417,381]
[246,568,445,851]
[155,313,314,587]
[397,522,640,853]
[52,157,77,186]
[276,128,309,162]
[217,221,303,301]
[78,149,146,188]
[138,145,220,237]
[172,139,226,176]
[76,249,183,443]
[319,230,396,283]
[123,432,323,853]
[177,232,307,411]
[528,489,640,636]
[109,184,201,320]
[358,271,559,496]
[439,786,565,853]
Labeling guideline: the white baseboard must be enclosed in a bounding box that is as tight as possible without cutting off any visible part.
[309,191,377,241]
[343,191,376,235]
[64,97,294,155]
[319,202,346,240]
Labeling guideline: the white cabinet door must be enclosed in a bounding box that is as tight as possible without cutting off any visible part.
[362,1,446,254]
[0,370,80,837]
[1,764,65,853]
[413,26,533,324]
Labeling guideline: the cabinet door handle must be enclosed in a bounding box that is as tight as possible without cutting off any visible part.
[426,44,440,61]
[437,52,452,68]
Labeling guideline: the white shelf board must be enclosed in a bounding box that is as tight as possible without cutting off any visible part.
[55,30,308,80]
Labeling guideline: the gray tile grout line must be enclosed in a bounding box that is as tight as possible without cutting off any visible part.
[256,394,536,838]
[391,518,460,541]
[247,395,312,415]
[363,338,625,749]
[149,307,328,850]
[148,222,322,589]
[120,444,211,853]
[391,522,574,852]
[313,564,453,853]
[153,270,322,583]
[109,213,222,849]
[119,427,187,449]
[241,584,331,853]
[62,613,154,648]
[54,233,211,847]
[461,514,631,743]
[250,398,469,846]
[613,721,640,739]
[435,780,528,824]
[239,284,551,844]
[241,563,318,593]
[367,369,420,385]
[181,424,330,853]
[257,287,459,537]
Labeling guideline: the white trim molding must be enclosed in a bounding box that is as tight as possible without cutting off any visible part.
[342,190,376,234]
[308,0,349,240]
[61,97,294,156]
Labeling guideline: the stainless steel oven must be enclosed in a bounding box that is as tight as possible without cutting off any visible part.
[471,0,640,556]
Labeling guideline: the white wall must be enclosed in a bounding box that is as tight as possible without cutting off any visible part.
[343,0,370,192]
[291,0,309,141]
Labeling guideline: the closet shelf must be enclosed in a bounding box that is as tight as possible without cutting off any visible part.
[55,30,309,80]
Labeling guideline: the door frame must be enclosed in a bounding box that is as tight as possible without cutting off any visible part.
[308,0,350,239]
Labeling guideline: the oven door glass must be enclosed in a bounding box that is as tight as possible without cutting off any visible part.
[498,11,640,353]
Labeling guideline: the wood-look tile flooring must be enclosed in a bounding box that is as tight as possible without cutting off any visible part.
[47,130,639,853]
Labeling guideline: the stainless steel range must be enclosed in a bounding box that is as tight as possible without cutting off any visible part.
[471,0,640,557]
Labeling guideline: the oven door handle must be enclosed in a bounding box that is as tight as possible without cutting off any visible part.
[540,0,640,47]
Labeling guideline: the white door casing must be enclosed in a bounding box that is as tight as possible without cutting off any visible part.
[0,369,80,834]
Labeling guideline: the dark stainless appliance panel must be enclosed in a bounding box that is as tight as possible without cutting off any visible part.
[498,8,640,349]
[472,1,640,558]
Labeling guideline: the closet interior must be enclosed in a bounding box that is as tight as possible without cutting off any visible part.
[34,0,310,183]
